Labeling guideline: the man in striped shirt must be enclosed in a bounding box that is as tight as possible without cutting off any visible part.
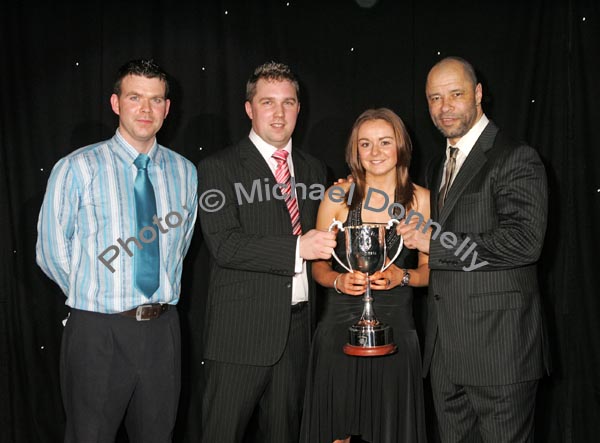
[36,59,197,442]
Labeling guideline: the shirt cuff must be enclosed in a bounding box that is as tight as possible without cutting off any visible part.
[294,236,304,274]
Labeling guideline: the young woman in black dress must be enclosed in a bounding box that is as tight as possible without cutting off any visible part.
[301,108,430,443]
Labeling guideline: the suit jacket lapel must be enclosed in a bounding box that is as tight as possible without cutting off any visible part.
[240,137,306,232]
[291,150,308,214]
[430,155,445,221]
[239,137,290,223]
[438,122,499,225]
[239,137,273,179]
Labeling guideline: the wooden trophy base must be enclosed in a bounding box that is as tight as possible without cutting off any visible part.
[343,343,398,357]
[344,320,397,357]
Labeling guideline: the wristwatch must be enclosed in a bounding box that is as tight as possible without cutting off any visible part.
[399,269,411,287]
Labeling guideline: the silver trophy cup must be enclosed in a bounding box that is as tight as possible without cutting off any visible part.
[328,219,403,356]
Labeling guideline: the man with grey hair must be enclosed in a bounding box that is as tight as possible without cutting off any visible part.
[197,61,335,442]
[399,56,550,442]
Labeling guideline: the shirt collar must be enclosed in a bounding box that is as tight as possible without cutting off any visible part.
[112,129,161,167]
[447,114,489,157]
[249,129,293,165]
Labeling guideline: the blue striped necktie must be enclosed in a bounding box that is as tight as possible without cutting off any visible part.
[134,154,160,297]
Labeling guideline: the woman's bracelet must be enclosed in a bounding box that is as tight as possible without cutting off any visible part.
[333,273,343,294]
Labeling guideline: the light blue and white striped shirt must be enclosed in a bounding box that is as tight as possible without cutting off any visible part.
[36,130,198,313]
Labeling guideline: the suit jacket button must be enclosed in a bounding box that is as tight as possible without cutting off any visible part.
[434,294,440,300]
[286,283,292,288]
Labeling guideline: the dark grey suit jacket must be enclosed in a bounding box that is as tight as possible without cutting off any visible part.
[423,121,551,386]
[197,137,326,366]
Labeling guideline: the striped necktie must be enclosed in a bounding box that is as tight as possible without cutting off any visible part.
[272,150,302,235]
[438,146,459,211]
[133,154,160,297]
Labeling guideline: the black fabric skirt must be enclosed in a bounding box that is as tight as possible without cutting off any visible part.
[301,289,427,443]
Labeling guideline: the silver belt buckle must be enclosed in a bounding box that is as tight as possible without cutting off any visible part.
[135,304,153,321]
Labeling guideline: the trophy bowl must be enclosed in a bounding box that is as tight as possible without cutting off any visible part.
[329,219,403,357]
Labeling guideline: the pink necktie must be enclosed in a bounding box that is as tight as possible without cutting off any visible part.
[272,150,302,235]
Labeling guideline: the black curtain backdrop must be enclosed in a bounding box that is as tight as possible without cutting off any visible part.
[1,0,599,442]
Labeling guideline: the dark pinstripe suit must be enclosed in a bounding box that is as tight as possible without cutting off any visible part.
[424,122,550,442]
[197,137,326,442]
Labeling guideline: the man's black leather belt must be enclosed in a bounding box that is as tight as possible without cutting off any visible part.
[291,301,308,314]
[120,303,169,321]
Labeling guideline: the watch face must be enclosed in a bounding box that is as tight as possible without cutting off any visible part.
[401,270,410,286]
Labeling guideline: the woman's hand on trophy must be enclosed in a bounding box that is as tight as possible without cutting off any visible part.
[370,267,397,290]
[334,272,367,296]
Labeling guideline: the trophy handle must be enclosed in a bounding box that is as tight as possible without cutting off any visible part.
[381,219,404,271]
[328,219,353,273]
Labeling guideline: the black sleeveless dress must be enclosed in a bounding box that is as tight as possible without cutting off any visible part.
[301,204,427,443]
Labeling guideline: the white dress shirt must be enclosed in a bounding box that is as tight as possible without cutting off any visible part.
[440,114,490,190]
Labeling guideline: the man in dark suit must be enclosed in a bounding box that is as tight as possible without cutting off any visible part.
[197,62,336,443]
[399,56,550,442]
